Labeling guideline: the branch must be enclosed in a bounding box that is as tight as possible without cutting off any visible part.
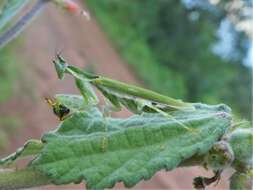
[0,0,50,49]
[179,154,205,167]
[0,155,205,190]
[0,169,51,190]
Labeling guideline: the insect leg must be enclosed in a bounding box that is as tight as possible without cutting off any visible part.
[145,103,196,133]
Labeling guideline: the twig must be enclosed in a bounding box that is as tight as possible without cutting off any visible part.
[0,0,50,49]
[0,154,205,190]
[0,168,51,190]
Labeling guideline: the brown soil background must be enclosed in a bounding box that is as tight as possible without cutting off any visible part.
[0,1,231,189]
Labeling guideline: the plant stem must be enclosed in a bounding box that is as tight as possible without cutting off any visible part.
[0,0,50,49]
[0,155,205,190]
[0,169,51,190]
[179,155,205,167]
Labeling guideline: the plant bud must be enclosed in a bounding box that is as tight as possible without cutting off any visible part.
[205,141,234,170]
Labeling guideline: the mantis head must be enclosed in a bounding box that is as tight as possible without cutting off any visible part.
[45,98,70,121]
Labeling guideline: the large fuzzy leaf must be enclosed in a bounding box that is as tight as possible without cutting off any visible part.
[30,107,231,189]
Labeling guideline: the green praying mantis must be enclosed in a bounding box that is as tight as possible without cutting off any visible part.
[46,54,231,133]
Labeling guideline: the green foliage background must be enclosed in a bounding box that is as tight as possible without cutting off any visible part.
[0,45,17,103]
[0,44,20,151]
[85,0,252,120]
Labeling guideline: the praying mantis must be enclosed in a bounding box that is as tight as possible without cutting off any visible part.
[47,54,231,133]
[49,54,197,129]
[45,54,232,152]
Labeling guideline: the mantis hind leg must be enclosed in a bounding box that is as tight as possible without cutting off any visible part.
[145,104,197,133]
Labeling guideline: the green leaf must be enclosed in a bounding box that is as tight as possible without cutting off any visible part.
[30,108,231,189]
[0,140,43,166]
[193,103,231,114]
[0,0,30,30]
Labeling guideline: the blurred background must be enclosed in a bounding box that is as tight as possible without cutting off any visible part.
[0,0,252,189]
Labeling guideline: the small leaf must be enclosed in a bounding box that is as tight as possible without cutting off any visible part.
[0,140,43,166]
[30,108,231,189]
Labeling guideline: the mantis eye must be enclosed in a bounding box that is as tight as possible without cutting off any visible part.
[58,104,70,120]
[52,104,70,121]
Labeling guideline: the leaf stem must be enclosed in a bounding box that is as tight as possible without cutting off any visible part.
[0,0,50,49]
[0,169,51,190]
[179,155,205,167]
[0,155,205,190]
